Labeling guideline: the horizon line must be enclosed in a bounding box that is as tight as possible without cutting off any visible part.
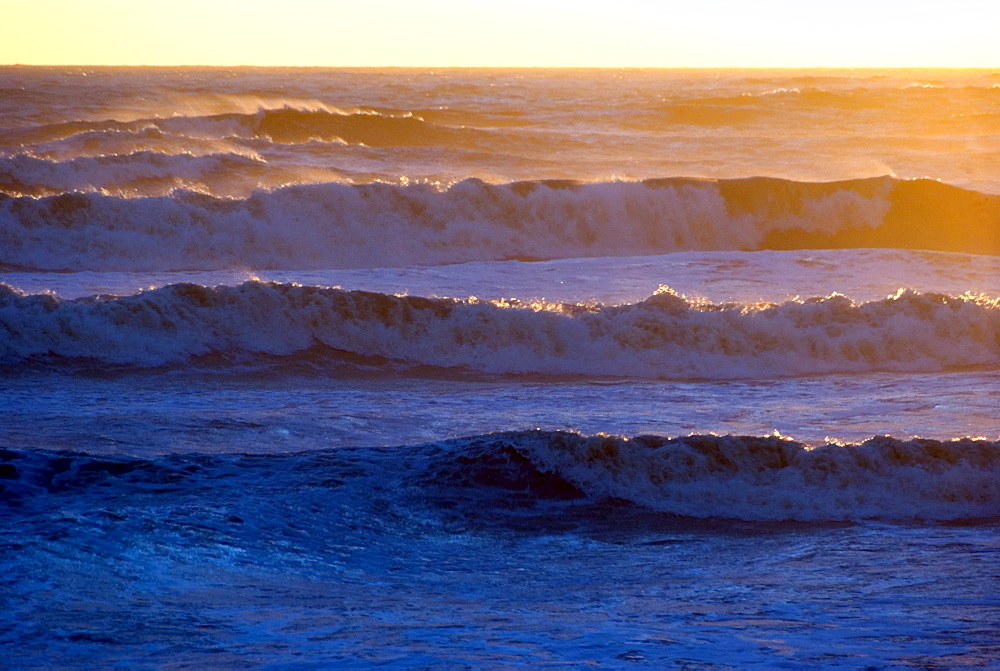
[3,63,998,70]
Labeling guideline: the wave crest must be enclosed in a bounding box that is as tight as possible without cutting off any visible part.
[434,430,1000,521]
[248,106,478,146]
[0,105,478,151]
[3,176,995,271]
[0,151,267,197]
[6,430,999,523]
[1,282,997,377]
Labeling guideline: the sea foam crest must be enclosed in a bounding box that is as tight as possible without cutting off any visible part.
[0,177,905,271]
[442,430,1000,522]
[4,430,998,522]
[1,282,997,377]
[0,151,266,197]
[8,124,254,164]
[0,106,473,149]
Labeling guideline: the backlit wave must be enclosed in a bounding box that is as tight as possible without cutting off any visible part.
[2,176,998,272]
[0,106,481,150]
[2,282,997,378]
[428,430,1000,522]
[0,151,268,197]
[4,429,1000,523]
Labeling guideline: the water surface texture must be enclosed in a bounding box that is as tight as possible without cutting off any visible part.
[2,67,999,668]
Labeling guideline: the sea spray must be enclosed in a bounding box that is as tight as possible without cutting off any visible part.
[2,282,997,376]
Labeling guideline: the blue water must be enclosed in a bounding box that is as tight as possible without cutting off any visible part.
[4,426,999,668]
[2,67,999,668]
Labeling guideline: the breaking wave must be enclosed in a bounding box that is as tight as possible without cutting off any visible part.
[428,430,1000,522]
[0,106,481,150]
[4,430,999,523]
[245,106,482,146]
[2,176,997,271]
[0,151,267,197]
[2,282,997,378]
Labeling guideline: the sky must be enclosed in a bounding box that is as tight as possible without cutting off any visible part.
[5,0,998,68]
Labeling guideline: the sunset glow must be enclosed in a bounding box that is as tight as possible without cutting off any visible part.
[6,0,998,67]
[4,0,1000,662]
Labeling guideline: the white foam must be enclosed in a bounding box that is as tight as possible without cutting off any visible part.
[0,151,266,196]
[1,282,997,378]
[21,126,259,166]
[502,431,1000,521]
[0,178,893,271]
[5,248,996,306]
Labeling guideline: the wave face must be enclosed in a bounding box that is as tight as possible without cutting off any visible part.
[2,281,997,377]
[427,430,1000,522]
[247,106,482,146]
[2,176,997,272]
[0,106,476,150]
[4,430,999,523]
[0,151,268,197]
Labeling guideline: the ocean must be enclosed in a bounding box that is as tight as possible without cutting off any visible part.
[1,66,999,668]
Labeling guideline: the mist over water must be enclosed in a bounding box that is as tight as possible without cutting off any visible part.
[1,67,998,668]
[2,67,999,194]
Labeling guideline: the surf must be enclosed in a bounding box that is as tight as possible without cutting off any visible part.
[5,429,1000,523]
[2,281,997,378]
[2,176,997,272]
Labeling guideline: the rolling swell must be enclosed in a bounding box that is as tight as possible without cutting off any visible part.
[2,176,997,272]
[1,282,997,377]
[4,430,999,523]
[0,106,481,150]
[429,430,1000,522]
[247,106,481,146]
[0,151,267,197]
[639,82,1000,129]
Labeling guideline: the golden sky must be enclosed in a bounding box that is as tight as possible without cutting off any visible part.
[6,0,998,67]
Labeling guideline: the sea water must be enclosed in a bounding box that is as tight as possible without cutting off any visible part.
[1,67,999,668]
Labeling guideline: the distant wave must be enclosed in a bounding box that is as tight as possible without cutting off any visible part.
[7,124,259,168]
[641,89,869,127]
[2,282,997,378]
[4,430,1000,523]
[245,106,482,146]
[1,176,997,271]
[0,151,267,196]
[642,83,1000,128]
[0,106,482,150]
